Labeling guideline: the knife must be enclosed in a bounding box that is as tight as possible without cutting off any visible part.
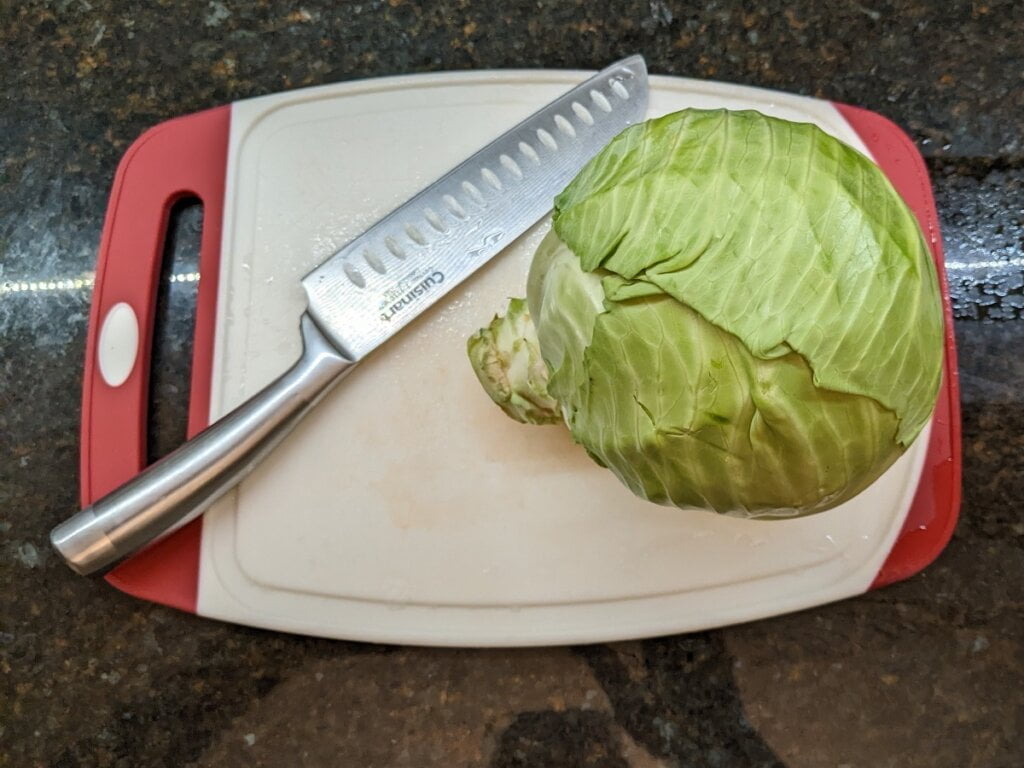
[51,55,649,575]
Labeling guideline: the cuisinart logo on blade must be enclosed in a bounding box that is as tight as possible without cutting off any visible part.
[375,231,505,322]
[378,270,445,322]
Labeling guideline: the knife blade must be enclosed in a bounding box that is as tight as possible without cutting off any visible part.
[50,56,649,575]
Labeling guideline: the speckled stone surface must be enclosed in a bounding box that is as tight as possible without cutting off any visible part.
[2,2,1022,766]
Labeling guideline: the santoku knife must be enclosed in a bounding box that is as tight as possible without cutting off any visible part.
[51,55,649,575]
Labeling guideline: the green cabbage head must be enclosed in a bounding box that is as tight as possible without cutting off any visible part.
[467,109,944,517]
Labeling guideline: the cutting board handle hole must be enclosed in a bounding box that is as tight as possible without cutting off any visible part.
[146,196,204,464]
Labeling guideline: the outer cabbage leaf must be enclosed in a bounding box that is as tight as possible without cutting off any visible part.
[552,109,943,447]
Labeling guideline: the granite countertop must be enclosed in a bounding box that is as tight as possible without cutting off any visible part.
[2,1,1022,766]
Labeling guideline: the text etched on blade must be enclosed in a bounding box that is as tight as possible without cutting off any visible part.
[379,270,445,322]
[377,231,506,323]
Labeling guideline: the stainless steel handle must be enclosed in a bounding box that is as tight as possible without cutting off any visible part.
[51,314,355,575]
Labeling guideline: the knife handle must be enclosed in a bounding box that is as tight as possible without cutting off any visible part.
[52,314,355,575]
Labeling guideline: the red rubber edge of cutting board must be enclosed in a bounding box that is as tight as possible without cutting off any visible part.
[79,95,961,617]
[80,105,229,613]
[834,102,962,588]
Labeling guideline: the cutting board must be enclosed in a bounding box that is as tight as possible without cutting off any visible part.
[80,68,961,646]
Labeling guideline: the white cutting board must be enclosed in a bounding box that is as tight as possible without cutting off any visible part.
[197,69,930,646]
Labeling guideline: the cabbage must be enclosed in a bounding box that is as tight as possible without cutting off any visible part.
[468,109,944,517]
